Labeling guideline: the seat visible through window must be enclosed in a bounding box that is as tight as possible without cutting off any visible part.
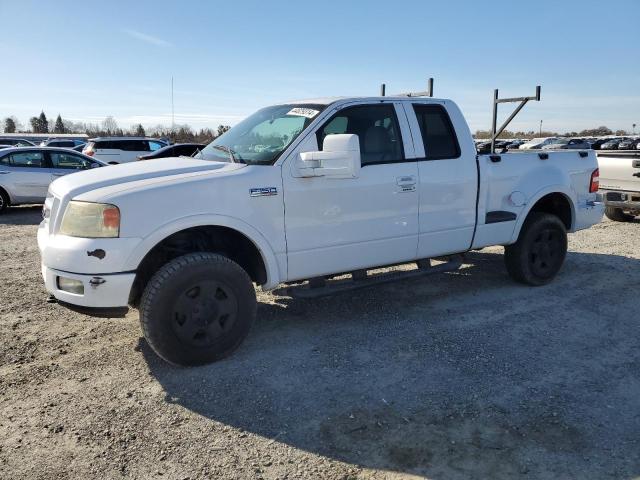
[316,104,404,166]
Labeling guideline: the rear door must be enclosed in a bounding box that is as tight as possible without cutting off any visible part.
[94,140,121,163]
[403,102,478,258]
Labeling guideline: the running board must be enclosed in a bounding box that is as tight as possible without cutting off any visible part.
[275,255,463,299]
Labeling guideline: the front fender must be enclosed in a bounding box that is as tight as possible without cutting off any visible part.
[124,214,283,290]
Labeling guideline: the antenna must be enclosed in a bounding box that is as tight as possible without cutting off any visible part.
[490,86,541,154]
[171,76,175,136]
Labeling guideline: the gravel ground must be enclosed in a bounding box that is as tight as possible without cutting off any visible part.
[1,205,639,480]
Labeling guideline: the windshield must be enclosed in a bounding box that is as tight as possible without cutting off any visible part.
[196,104,327,165]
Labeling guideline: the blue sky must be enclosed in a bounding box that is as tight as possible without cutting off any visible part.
[1,0,639,133]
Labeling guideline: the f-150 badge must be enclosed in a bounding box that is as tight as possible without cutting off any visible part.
[250,187,278,197]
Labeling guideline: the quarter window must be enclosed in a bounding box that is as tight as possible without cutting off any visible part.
[317,104,404,166]
[413,104,460,160]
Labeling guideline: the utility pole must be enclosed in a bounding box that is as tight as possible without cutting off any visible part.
[633,123,636,135]
[539,120,543,136]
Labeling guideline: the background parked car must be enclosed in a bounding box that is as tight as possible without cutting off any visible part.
[0,138,36,147]
[39,138,87,148]
[589,138,611,150]
[506,140,525,149]
[475,140,514,154]
[616,138,638,150]
[137,143,206,160]
[82,137,168,164]
[519,137,559,149]
[600,138,625,150]
[71,143,87,152]
[542,138,591,150]
[0,147,106,213]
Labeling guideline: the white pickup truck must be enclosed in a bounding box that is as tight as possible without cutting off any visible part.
[38,95,603,365]
[598,152,640,221]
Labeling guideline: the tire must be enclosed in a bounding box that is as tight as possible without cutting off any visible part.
[604,206,634,222]
[504,212,567,286]
[139,252,257,366]
[0,188,8,214]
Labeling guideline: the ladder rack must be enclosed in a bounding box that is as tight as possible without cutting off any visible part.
[380,78,434,98]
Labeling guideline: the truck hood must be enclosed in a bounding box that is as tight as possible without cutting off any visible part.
[49,158,243,200]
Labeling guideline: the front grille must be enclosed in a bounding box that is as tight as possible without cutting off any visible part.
[606,192,623,201]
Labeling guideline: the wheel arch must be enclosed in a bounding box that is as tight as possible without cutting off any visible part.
[126,215,282,305]
[0,184,13,205]
[510,186,575,243]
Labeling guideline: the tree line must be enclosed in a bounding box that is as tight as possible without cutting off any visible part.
[2,112,231,144]
[473,126,631,139]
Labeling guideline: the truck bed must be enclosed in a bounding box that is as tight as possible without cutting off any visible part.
[473,149,601,249]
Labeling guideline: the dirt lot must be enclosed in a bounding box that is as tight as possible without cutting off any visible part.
[0,206,639,480]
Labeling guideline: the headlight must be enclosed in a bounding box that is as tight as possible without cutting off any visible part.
[59,201,120,238]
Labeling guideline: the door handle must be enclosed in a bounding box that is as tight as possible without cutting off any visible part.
[52,173,65,177]
[396,175,416,186]
[0,171,9,174]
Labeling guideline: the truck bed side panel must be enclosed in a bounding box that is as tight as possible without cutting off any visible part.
[473,150,600,249]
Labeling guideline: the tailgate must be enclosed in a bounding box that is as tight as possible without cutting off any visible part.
[598,154,640,192]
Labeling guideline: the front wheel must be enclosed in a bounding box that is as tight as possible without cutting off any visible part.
[504,213,568,286]
[140,252,257,366]
[604,206,635,222]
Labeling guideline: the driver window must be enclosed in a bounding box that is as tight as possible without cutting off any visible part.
[50,152,88,169]
[316,104,404,166]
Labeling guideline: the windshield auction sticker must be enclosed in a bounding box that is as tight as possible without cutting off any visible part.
[287,107,319,118]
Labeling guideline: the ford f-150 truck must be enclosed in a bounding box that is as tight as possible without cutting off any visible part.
[598,152,640,221]
[38,95,604,365]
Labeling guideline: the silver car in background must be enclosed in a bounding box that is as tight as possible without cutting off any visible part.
[542,138,591,150]
[0,147,106,213]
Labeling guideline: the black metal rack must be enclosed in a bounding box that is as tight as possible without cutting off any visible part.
[380,78,434,98]
[490,86,541,154]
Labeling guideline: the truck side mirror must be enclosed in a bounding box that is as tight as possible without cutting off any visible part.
[297,134,361,178]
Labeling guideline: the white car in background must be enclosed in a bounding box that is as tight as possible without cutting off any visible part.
[83,137,168,164]
[520,137,560,149]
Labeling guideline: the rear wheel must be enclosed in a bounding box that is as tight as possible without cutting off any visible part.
[504,212,567,286]
[604,206,635,222]
[140,252,257,366]
[0,188,8,214]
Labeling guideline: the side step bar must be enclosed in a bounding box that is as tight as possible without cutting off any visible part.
[275,255,464,299]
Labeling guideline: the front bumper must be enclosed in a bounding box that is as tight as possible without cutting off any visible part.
[602,190,640,212]
[42,264,135,312]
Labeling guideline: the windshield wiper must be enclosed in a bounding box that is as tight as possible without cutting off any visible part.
[212,145,243,163]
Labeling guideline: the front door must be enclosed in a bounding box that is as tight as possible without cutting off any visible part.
[283,102,420,281]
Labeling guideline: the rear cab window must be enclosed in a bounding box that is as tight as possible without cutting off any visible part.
[412,104,460,160]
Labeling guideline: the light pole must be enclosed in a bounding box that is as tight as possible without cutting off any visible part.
[539,120,543,136]
[633,123,636,135]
